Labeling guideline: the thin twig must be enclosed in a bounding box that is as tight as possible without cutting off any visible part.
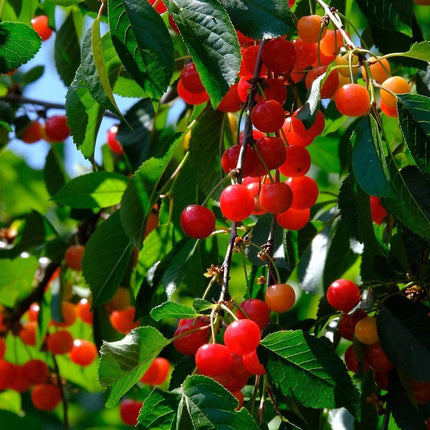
[52,353,69,430]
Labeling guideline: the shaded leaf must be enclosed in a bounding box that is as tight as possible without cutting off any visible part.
[393,41,430,62]
[150,301,196,322]
[44,146,68,198]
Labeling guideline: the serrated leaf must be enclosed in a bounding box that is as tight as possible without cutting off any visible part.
[188,107,224,195]
[167,0,241,107]
[80,21,124,120]
[398,93,430,179]
[53,172,129,208]
[355,0,413,37]
[169,356,196,391]
[99,327,169,407]
[192,298,213,312]
[54,12,81,86]
[150,301,196,322]
[378,294,430,382]
[137,389,179,430]
[0,22,41,73]
[108,0,174,99]
[82,211,132,307]
[218,0,295,40]
[66,66,105,159]
[260,330,361,418]
[181,375,259,429]
[391,41,430,62]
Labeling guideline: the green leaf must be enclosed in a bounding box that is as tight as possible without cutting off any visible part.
[108,0,174,99]
[260,330,361,418]
[0,256,39,307]
[80,20,124,120]
[392,41,430,62]
[218,0,295,40]
[167,0,241,107]
[150,301,196,322]
[82,211,133,307]
[66,66,105,159]
[377,294,430,382]
[192,298,213,312]
[169,356,196,391]
[99,326,169,407]
[137,389,179,430]
[0,22,41,73]
[48,0,85,5]
[54,12,81,86]
[181,375,259,429]
[44,146,68,198]
[398,93,430,179]
[188,107,224,196]
[22,65,44,86]
[352,118,395,198]
[355,0,413,37]
[53,172,129,208]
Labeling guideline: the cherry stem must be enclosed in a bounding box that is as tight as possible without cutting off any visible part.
[219,303,238,321]
[52,353,69,430]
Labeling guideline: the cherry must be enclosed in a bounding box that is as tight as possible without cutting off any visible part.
[262,78,288,105]
[370,195,388,225]
[110,306,139,334]
[291,109,325,140]
[107,125,124,155]
[22,359,50,385]
[335,84,370,116]
[32,383,62,411]
[31,15,52,41]
[326,279,361,313]
[181,62,205,93]
[241,45,268,76]
[297,15,326,43]
[374,370,389,391]
[379,98,398,118]
[237,31,255,48]
[366,342,394,372]
[380,76,410,108]
[0,338,5,359]
[261,38,297,73]
[253,136,287,173]
[180,205,216,239]
[177,78,209,105]
[232,390,244,410]
[105,286,131,312]
[251,100,285,133]
[305,66,339,99]
[218,84,242,112]
[229,353,253,380]
[238,129,265,146]
[10,365,32,393]
[173,317,209,355]
[19,321,37,346]
[77,298,93,325]
[140,357,170,385]
[0,360,17,389]
[344,345,369,373]
[219,184,254,222]
[361,57,390,84]
[236,299,270,330]
[65,244,85,271]
[319,29,345,57]
[279,145,311,177]
[20,121,43,144]
[337,309,367,341]
[27,302,40,322]
[221,145,256,177]
[46,330,74,354]
[212,372,249,393]
[354,316,379,345]
[276,207,310,230]
[265,284,296,313]
[224,319,261,355]
[242,350,266,375]
[168,14,180,33]
[44,115,70,142]
[293,39,318,69]
[52,301,77,327]
[69,339,97,366]
[195,343,233,376]
[287,176,319,210]
[244,178,266,216]
[282,117,314,147]
[259,182,293,214]
[120,398,143,426]
[148,0,167,13]
[410,380,430,404]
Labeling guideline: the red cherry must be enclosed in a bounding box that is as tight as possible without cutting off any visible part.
[261,38,297,73]
[265,283,296,313]
[287,176,319,209]
[319,29,345,57]
[20,121,43,144]
[181,62,205,93]
[253,137,287,173]
[220,184,254,222]
[241,45,268,76]
[337,309,367,340]
[366,342,394,372]
[31,15,52,41]
[305,66,339,99]
[177,79,209,105]
[65,244,85,271]
[344,345,369,373]
[195,343,233,376]
[110,306,139,334]
[27,302,40,322]
[370,195,388,225]
[148,0,167,13]
[326,279,361,312]
[291,109,325,140]
[335,84,370,116]
[31,384,62,411]
[281,117,314,147]
[140,357,170,385]
[47,330,74,355]
[173,317,209,355]
[224,319,261,355]
[276,207,310,230]
[44,115,70,142]
[236,299,270,330]
[221,145,256,177]
[262,78,288,105]
[22,359,50,385]
[218,84,243,112]
[278,145,311,177]
[168,14,180,33]
[259,182,293,214]
[10,365,32,393]
[244,178,267,216]
[107,125,124,155]
[293,39,318,69]
[374,370,390,391]
[180,205,215,239]
[120,398,143,426]
[0,338,5,360]
[19,321,37,346]
[251,100,285,133]
[229,353,253,380]
[69,339,97,366]
[77,298,93,325]
[242,350,266,375]
[0,360,17,389]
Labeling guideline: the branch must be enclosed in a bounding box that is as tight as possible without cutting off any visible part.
[52,353,69,430]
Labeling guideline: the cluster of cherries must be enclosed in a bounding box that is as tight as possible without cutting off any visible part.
[327,278,430,406]
[17,114,70,145]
